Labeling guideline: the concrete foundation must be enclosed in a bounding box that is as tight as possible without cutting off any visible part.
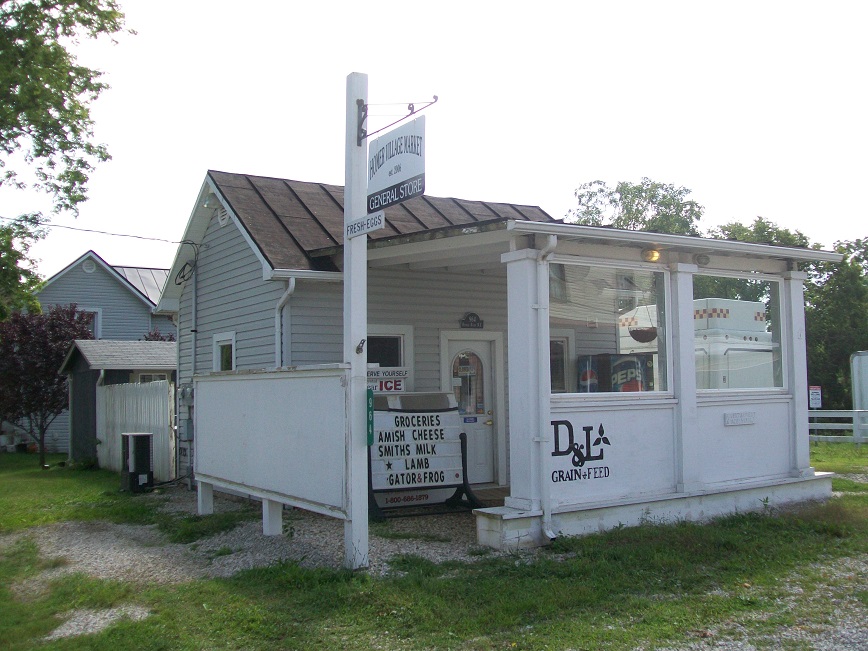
[475,473,833,550]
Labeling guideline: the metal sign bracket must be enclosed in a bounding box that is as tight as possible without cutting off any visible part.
[357,95,438,146]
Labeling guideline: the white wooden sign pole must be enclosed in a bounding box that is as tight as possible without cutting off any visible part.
[343,72,369,569]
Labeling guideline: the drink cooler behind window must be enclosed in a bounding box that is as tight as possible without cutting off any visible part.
[578,354,655,392]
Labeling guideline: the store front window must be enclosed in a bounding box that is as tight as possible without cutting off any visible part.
[693,275,783,390]
[549,262,668,393]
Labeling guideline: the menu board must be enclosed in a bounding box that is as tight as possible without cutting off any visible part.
[370,408,463,491]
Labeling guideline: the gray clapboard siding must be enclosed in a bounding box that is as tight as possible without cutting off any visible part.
[288,268,510,392]
[177,213,285,385]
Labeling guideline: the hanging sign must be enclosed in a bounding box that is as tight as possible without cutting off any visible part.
[366,116,425,213]
[809,386,822,409]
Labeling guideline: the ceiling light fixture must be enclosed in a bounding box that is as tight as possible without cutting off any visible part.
[641,248,661,263]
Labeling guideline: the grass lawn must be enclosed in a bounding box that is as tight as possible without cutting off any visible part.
[1,447,866,650]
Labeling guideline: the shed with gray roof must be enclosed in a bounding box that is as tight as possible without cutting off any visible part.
[60,340,177,463]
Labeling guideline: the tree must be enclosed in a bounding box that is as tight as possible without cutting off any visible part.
[0,213,44,319]
[142,327,175,342]
[1,1,128,214]
[696,217,815,302]
[805,242,868,410]
[0,303,93,466]
[567,177,704,235]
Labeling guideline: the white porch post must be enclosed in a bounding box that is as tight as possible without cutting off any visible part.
[262,498,283,536]
[782,270,813,476]
[669,262,702,492]
[343,72,369,569]
[197,480,213,515]
[502,249,543,511]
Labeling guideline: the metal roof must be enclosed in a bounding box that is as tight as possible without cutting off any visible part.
[60,340,177,373]
[208,171,558,272]
[113,266,169,304]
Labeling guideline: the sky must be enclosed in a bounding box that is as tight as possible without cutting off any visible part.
[3,1,867,279]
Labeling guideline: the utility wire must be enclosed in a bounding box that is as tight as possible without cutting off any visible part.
[0,214,180,244]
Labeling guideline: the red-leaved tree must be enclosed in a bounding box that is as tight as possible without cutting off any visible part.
[0,304,94,466]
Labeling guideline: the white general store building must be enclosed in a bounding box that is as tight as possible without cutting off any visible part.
[156,170,839,567]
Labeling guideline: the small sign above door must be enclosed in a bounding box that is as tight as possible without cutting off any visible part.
[459,312,484,329]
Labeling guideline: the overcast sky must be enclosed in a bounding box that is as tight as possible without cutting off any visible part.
[3,1,866,279]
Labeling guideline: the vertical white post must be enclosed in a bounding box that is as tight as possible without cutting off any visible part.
[343,72,369,569]
[262,498,283,536]
[197,481,213,515]
[501,249,541,511]
[669,262,702,492]
[783,271,813,476]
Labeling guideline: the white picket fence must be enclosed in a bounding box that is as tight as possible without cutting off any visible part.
[97,380,175,481]
[808,410,868,443]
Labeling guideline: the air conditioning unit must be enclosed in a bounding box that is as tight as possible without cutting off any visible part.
[121,433,154,493]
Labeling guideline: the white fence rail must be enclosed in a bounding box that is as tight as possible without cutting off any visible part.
[808,410,868,443]
[97,381,175,481]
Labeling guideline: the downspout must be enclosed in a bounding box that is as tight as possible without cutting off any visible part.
[275,277,296,367]
[536,235,557,541]
[191,267,198,377]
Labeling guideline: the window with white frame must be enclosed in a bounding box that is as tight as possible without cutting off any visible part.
[213,332,236,371]
[367,325,414,390]
[693,274,783,390]
[549,261,669,393]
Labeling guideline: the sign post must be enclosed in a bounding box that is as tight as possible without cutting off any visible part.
[344,72,369,569]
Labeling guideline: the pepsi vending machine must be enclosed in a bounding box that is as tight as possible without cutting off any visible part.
[578,354,655,392]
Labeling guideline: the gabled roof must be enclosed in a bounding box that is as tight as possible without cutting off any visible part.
[60,339,176,374]
[157,171,559,312]
[40,250,168,309]
[207,170,557,271]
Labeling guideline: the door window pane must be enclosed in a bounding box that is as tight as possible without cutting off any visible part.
[452,351,484,415]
